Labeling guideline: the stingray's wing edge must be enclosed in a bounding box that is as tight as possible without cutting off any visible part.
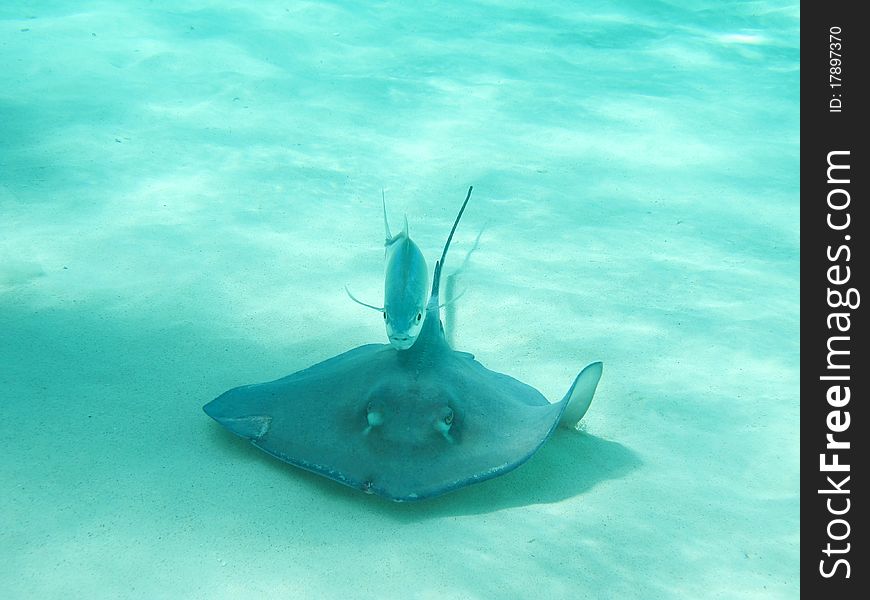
[387,392,575,503]
[388,361,602,502]
[559,361,603,429]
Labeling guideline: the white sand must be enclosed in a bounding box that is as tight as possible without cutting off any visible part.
[1,2,799,598]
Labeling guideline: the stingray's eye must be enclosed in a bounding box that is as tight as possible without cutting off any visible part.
[416,312,422,322]
[434,407,455,441]
[366,401,383,427]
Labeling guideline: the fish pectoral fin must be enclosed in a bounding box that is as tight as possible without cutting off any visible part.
[345,285,385,312]
[559,361,603,429]
[438,284,467,309]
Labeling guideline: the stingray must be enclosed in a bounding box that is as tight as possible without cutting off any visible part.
[204,188,603,501]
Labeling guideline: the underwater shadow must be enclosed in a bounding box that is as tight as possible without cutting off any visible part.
[206,423,641,519]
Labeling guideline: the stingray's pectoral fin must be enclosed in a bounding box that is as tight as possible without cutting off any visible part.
[206,408,272,442]
[558,361,603,429]
[345,285,384,312]
[204,393,273,441]
[218,415,272,440]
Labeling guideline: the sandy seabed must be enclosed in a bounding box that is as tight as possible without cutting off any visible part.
[1,2,799,598]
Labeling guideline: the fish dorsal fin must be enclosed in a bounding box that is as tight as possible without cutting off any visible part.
[428,186,473,310]
[382,190,392,245]
[383,193,411,248]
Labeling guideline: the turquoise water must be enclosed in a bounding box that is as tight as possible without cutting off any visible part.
[1,2,799,598]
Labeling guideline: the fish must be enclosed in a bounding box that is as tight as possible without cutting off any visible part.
[345,192,429,350]
[204,187,603,501]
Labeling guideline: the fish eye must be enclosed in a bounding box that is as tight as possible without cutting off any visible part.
[444,409,453,425]
[416,312,422,322]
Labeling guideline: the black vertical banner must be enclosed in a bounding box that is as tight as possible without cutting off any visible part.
[802,4,866,596]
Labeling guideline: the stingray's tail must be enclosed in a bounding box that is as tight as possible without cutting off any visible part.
[429,186,473,309]
[559,361,603,428]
